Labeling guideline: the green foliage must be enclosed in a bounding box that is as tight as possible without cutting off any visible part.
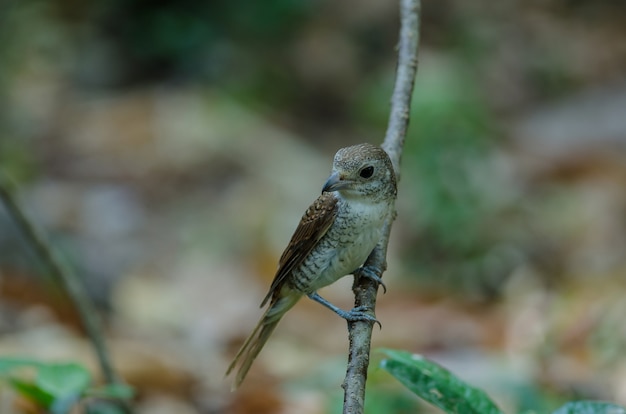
[380,348,504,414]
[357,57,515,297]
[403,60,511,296]
[380,349,626,414]
[407,61,492,236]
[508,381,566,414]
[0,357,134,414]
[552,401,626,414]
[87,0,312,84]
[0,140,37,184]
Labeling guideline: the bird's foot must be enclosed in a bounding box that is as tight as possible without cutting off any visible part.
[347,306,382,328]
[356,265,387,293]
[307,293,381,328]
[333,306,381,328]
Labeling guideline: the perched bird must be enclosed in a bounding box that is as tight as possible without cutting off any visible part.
[226,143,397,389]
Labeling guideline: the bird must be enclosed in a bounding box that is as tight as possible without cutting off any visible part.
[225,143,397,389]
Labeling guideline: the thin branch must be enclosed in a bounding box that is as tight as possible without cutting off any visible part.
[342,0,421,412]
[381,0,421,171]
[0,172,119,385]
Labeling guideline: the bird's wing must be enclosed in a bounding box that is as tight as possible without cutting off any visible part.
[260,192,339,307]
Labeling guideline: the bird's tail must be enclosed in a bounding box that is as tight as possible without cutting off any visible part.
[225,292,300,390]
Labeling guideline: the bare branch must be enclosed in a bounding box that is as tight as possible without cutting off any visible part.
[0,172,119,385]
[382,0,421,172]
[342,0,421,412]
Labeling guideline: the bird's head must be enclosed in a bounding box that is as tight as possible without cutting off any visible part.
[322,143,397,202]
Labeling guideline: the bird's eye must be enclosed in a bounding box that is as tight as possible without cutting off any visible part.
[359,166,374,179]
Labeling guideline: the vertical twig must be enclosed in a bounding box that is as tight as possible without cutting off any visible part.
[0,172,119,385]
[342,0,421,413]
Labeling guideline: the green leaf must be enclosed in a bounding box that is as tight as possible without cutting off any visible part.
[0,358,92,410]
[379,348,504,414]
[2,362,133,413]
[0,357,43,375]
[9,377,55,407]
[36,362,92,399]
[552,401,626,414]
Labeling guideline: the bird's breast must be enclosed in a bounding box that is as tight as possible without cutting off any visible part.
[295,198,391,293]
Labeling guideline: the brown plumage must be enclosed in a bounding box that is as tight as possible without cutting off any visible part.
[226,143,396,389]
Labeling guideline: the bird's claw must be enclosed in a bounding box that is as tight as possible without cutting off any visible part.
[357,265,387,293]
[339,306,382,328]
[307,292,381,328]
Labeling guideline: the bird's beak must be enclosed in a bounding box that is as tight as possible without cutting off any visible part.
[322,171,350,193]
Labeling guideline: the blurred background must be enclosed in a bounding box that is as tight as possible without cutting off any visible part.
[1,0,626,412]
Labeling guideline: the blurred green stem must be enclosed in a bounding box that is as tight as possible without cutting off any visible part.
[0,172,119,385]
[342,0,421,412]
